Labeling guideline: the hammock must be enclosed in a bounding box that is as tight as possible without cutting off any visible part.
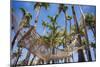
[18,26,86,62]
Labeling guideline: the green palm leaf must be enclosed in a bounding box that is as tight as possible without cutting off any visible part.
[20,7,26,16]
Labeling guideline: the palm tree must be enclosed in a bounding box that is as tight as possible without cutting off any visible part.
[15,3,50,65]
[19,8,32,28]
[57,4,68,15]
[66,15,72,33]
[79,6,92,61]
[48,15,57,63]
[66,15,73,62]
[33,3,49,62]
[91,42,96,60]
[42,20,48,35]
[85,13,96,38]
[57,4,69,63]
[11,7,32,49]
[71,5,85,62]
[33,3,49,30]
[46,15,62,63]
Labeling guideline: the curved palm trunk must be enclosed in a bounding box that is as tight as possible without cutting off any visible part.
[79,6,92,61]
[11,28,23,49]
[72,5,85,62]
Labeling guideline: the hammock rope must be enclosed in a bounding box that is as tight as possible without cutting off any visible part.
[17,27,86,62]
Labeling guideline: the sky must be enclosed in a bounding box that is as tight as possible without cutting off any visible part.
[11,1,96,64]
[11,1,96,42]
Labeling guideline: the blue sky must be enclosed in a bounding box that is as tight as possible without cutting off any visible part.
[12,1,96,42]
[11,1,96,63]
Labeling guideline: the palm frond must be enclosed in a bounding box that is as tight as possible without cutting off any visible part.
[20,7,26,16]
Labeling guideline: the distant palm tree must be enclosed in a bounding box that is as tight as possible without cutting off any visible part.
[58,4,68,15]
[66,16,72,33]
[48,16,57,64]
[46,15,62,63]
[79,6,92,61]
[71,5,85,62]
[33,3,49,30]
[66,15,73,62]
[85,13,96,38]
[42,20,48,35]
[58,4,69,63]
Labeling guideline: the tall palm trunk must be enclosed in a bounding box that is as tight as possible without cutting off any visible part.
[34,6,41,30]
[11,27,23,49]
[14,47,22,65]
[64,13,68,63]
[29,55,36,65]
[52,25,56,64]
[93,47,96,60]
[43,27,46,35]
[79,6,92,61]
[23,51,31,65]
[52,41,55,64]
[69,20,71,33]
[69,19,74,62]
[72,5,85,62]
[90,26,96,38]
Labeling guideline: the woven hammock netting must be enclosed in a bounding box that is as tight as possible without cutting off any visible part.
[17,26,85,62]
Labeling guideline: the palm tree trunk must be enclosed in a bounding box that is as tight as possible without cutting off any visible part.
[85,47,92,61]
[29,55,36,65]
[47,48,52,64]
[90,26,96,38]
[70,20,71,33]
[71,54,74,62]
[64,12,68,63]
[43,27,46,35]
[34,6,41,30]
[68,57,70,62]
[69,19,74,62]
[14,47,22,65]
[52,47,55,64]
[23,51,31,65]
[51,24,56,64]
[11,28,23,49]
[72,5,85,62]
[11,12,17,32]
[93,47,96,60]
[79,6,92,61]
